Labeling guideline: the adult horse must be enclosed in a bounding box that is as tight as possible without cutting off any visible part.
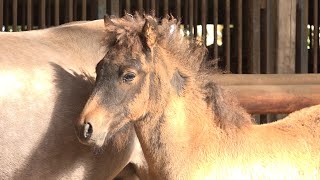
[0,20,147,179]
[76,15,320,179]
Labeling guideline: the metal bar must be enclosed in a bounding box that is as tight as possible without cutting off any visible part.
[265,0,276,74]
[4,0,8,31]
[138,0,143,13]
[194,0,198,37]
[47,0,52,26]
[151,0,155,15]
[27,0,32,30]
[176,0,181,18]
[82,0,86,20]
[22,0,26,30]
[13,0,17,32]
[55,0,59,26]
[237,0,242,73]
[40,0,46,29]
[303,0,309,73]
[201,0,206,42]
[126,0,130,13]
[213,0,218,59]
[164,0,168,15]
[151,0,159,16]
[0,0,2,31]
[145,0,150,13]
[68,0,73,22]
[260,0,267,73]
[313,0,318,73]
[73,0,77,21]
[155,0,159,17]
[184,0,188,30]
[303,0,308,73]
[119,0,123,16]
[224,0,230,71]
[189,0,193,36]
[125,0,130,13]
[226,85,320,114]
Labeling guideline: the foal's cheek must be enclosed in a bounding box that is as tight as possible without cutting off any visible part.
[127,85,149,120]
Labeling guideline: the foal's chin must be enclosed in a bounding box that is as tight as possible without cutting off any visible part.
[77,131,108,148]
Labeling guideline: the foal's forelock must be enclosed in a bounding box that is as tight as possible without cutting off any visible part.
[103,14,207,73]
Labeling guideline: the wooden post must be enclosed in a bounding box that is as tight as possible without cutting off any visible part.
[276,0,296,73]
[176,0,181,18]
[110,0,120,17]
[247,0,261,74]
[296,0,308,73]
[82,0,86,20]
[97,0,107,18]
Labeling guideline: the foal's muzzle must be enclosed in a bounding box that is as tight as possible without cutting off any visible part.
[76,120,95,145]
[83,122,93,139]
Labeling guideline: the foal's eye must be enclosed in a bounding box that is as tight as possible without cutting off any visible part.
[123,72,136,82]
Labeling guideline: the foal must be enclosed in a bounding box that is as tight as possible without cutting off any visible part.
[76,15,320,179]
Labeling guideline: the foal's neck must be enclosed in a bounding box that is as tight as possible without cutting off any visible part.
[134,92,223,179]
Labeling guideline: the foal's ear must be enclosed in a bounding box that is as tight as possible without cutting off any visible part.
[104,14,114,26]
[142,18,157,49]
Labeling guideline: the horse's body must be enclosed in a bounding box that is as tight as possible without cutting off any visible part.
[0,20,147,179]
[76,15,320,179]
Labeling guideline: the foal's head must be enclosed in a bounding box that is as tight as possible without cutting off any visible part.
[75,14,207,146]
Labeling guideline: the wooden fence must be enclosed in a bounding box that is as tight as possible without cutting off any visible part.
[1,0,319,74]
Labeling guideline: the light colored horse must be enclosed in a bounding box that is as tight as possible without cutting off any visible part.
[0,20,147,180]
[76,15,320,179]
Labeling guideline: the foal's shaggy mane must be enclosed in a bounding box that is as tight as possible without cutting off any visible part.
[103,14,252,128]
[103,13,208,72]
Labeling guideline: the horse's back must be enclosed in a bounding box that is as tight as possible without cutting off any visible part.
[0,20,139,179]
[248,105,320,173]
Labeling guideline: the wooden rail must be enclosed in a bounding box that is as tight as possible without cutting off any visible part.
[215,74,320,114]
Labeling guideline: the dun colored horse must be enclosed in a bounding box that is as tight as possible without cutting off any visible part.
[76,15,320,179]
[0,20,147,179]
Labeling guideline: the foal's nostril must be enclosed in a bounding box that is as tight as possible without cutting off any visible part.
[83,123,93,139]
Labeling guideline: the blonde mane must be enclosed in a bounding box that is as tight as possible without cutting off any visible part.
[103,14,207,71]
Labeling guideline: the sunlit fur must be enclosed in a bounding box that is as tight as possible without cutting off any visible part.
[0,20,147,180]
[83,14,320,179]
